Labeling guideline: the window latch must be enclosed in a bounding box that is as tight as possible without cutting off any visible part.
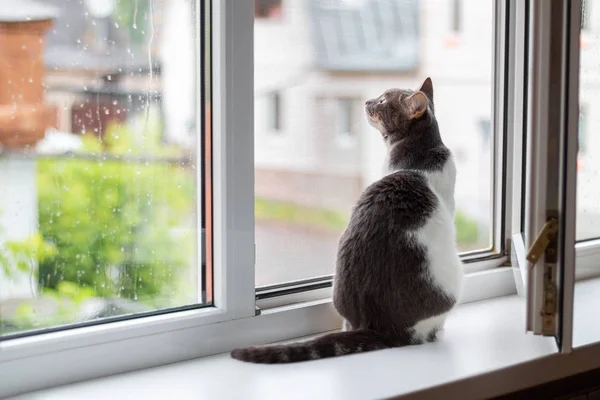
[526,217,558,265]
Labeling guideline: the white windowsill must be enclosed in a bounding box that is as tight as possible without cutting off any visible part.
[573,277,600,347]
[14,278,600,400]
[10,296,555,400]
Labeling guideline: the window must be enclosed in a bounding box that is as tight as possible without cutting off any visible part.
[338,98,355,136]
[255,0,499,288]
[0,0,207,336]
[579,105,587,154]
[7,0,599,397]
[267,91,283,132]
[579,9,600,241]
[582,0,591,31]
[478,118,491,146]
[451,0,462,33]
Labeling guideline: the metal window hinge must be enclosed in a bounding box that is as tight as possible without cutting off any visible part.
[526,215,559,336]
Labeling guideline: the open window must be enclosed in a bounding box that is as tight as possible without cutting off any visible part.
[254,0,514,308]
[2,0,596,397]
[511,0,579,351]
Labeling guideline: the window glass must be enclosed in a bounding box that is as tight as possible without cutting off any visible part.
[579,1,600,241]
[338,98,355,135]
[0,0,205,337]
[583,0,591,31]
[254,0,495,287]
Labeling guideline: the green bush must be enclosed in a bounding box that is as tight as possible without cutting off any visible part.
[454,210,482,250]
[35,122,196,306]
[0,231,57,280]
[114,0,152,47]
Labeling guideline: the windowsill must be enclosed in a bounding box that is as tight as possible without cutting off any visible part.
[15,278,600,400]
[574,277,600,347]
[13,296,554,399]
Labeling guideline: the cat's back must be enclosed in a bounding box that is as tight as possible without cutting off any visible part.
[347,170,437,232]
[336,169,438,271]
[337,167,461,284]
[335,169,461,329]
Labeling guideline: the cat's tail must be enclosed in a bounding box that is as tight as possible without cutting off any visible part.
[230,329,410,364]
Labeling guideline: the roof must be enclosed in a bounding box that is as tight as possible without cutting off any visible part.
[0,0,58,22]
[35,0,153,72]
[307,0,420,72]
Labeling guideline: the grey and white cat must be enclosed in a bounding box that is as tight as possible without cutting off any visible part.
[231,77,463,363]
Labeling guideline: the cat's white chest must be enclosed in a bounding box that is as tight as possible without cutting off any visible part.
[417,201,463,300]
[421,159,463,300]
[425,157,456,215]
[401,159,463,301]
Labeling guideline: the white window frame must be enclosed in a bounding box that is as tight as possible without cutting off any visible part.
[575,0,600,280]
[0,0,538,397]
[511,0,581,352]
[511,0,600,305]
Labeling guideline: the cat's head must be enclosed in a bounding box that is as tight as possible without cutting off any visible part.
[364,78,435,144]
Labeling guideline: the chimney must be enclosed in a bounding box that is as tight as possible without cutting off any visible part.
[0,1,58,149]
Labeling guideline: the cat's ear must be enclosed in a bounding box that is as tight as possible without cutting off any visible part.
[404,92,429,119]
[418,77,434,103]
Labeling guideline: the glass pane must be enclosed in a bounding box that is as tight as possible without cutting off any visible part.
[0,0,206,337]
[254,0,494,287]
[575,0,600,349]
[578,0,600,241]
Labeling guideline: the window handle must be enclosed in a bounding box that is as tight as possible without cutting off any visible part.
[526,217,558,265]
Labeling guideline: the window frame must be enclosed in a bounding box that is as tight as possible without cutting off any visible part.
[511,0,600,303]
[259,0,513,296]
[511,0,579,351]
[575,0,600,278]
[0,0,529,397]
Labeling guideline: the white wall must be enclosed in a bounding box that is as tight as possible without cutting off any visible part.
[0,159,38,301]
[254,0,316,171]
[160,0,195,147]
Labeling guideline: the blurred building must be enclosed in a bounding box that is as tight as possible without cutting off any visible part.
[38,0,194,147]
[254,0,494,231]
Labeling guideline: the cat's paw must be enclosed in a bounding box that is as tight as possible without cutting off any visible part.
[426,327,445,342]
[342,319,353,332]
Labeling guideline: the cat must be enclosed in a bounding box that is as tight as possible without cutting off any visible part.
[231,77,463,363]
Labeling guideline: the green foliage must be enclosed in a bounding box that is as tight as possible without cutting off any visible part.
[42,281,96,305]
[114,0,152,47]
[35,121,196,306]
[0,232,57,279]
[454,210,482,250]
[0,117,196,335]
